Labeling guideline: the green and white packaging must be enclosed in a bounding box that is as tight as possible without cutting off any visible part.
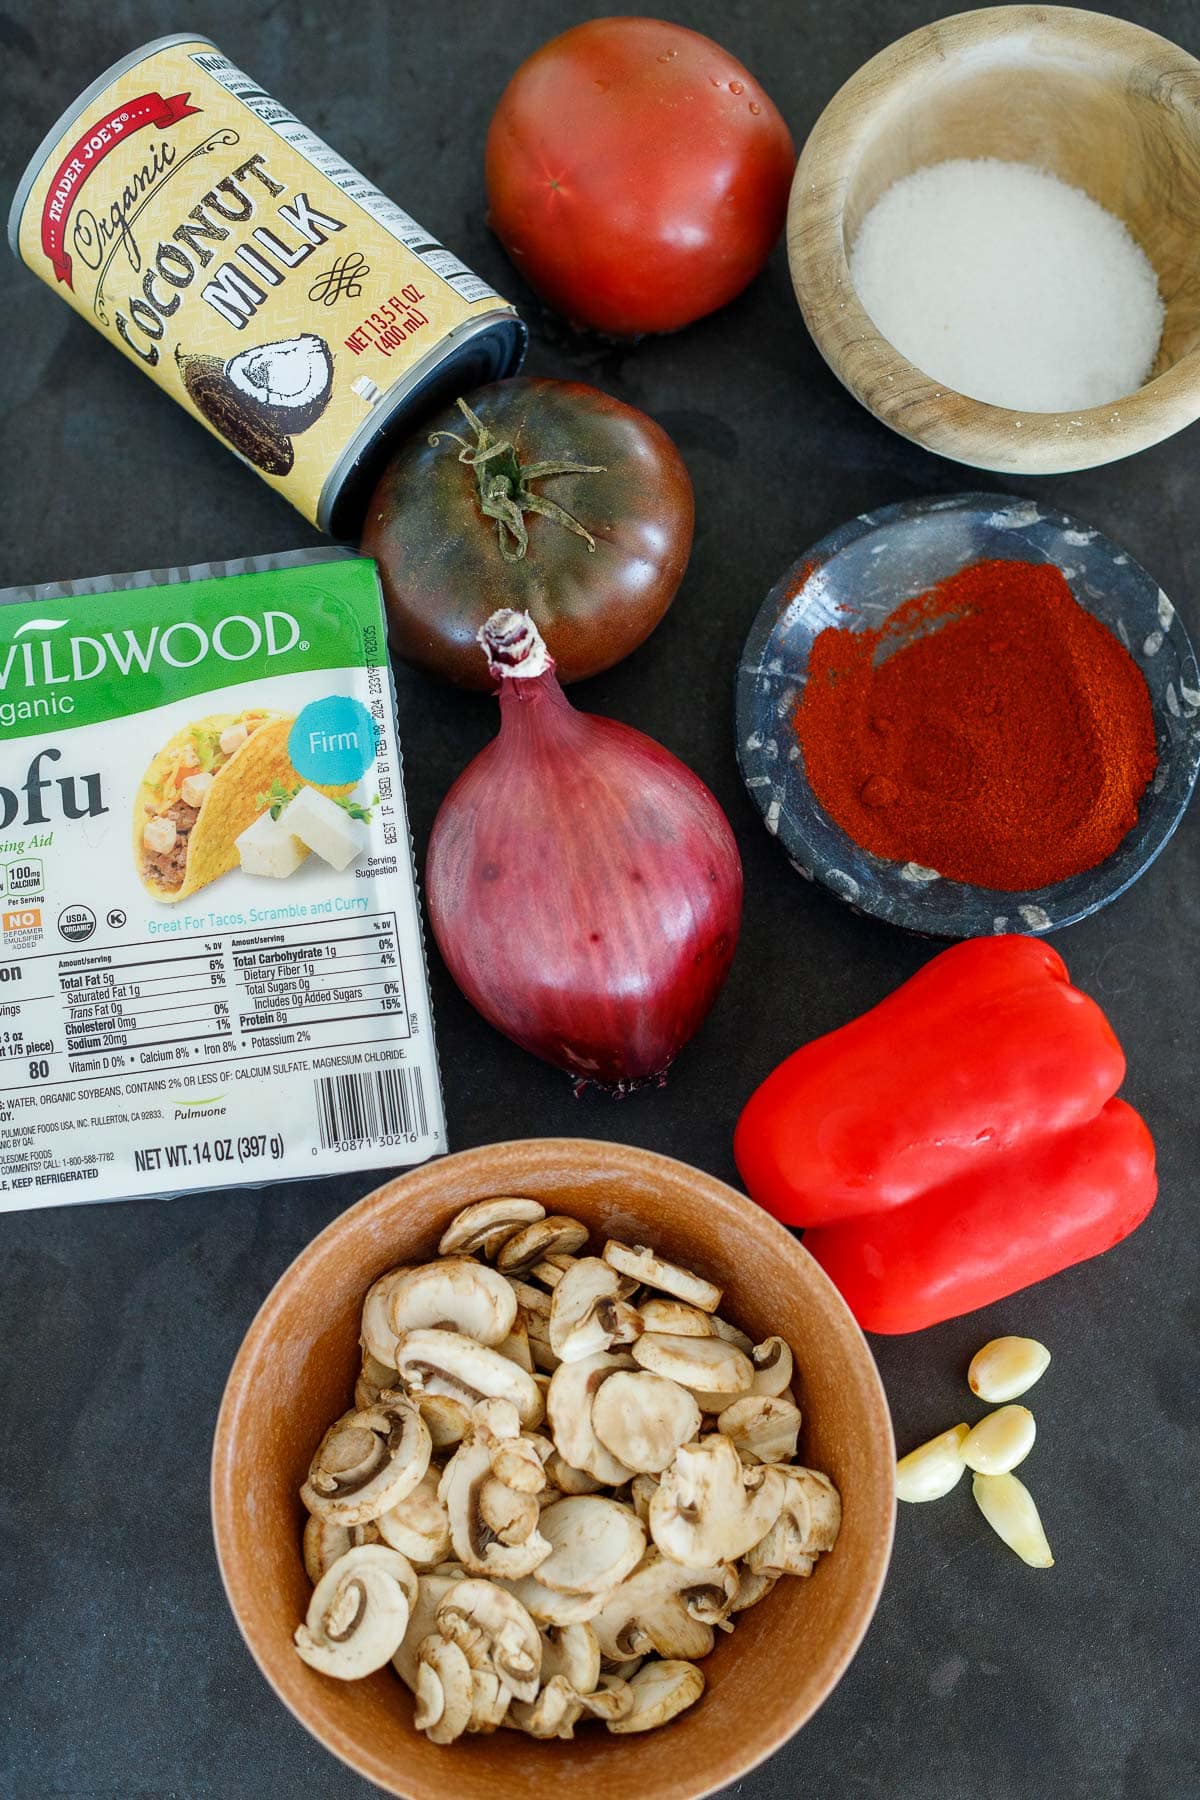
[0,549,445,1210]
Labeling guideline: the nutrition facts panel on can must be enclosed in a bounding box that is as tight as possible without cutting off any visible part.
[190,50,499,306]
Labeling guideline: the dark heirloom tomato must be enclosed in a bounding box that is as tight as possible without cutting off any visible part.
[361,378,694,690]
[485,17,795,336]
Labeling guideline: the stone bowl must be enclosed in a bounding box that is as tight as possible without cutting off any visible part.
[735,493,1200,937]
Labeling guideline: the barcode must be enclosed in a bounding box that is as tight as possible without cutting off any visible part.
[314,1067,428,1149]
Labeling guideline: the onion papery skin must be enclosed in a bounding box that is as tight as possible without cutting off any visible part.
[426,665,742,1089]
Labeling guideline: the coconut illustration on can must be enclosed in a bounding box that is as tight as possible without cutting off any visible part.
[226,334,335,432]
[8,34,525,533]
[176,334,335,475]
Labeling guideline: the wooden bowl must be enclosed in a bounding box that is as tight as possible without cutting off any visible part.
[211,1139,895,1800]
[789,6,1200,472]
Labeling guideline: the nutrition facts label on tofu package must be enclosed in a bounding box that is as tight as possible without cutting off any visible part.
[0,549,445,1211]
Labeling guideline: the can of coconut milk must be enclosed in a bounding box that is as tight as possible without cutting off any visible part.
[8,33,526,535]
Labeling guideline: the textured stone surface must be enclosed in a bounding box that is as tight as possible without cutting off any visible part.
[1,3,1198,1796]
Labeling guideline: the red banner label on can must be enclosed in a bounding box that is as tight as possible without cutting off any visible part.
[39,91,200,288]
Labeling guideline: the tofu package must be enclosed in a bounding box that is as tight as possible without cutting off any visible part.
[0,546,447,1213]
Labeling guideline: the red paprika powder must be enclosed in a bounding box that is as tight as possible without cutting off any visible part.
[794,558,1158,890]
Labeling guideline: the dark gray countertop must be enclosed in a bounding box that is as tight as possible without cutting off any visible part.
[1,4,1197,1796]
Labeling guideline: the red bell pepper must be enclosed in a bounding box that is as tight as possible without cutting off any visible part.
[734,936,1125,1227]
[802,1098,1156,1333]
[734,937,1156,1333]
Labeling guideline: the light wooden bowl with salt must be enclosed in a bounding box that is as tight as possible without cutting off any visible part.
[789,5,1200,472]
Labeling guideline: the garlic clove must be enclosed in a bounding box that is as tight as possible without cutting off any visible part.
[895,1424,970,1503]
[968,1337,1051,1403]
[962,1406,1036,1476]
[972,1472,1054,1568]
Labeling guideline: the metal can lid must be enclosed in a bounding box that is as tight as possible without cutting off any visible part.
[319,308,528,539]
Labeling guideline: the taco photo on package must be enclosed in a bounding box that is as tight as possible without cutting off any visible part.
[133,709,346,903]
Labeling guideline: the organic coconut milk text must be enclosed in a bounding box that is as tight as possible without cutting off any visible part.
[9,35,525,533]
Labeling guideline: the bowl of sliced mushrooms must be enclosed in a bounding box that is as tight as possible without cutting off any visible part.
[212,1139,895,1800]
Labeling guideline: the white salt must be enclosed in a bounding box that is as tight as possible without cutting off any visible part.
[849,159,1164,413]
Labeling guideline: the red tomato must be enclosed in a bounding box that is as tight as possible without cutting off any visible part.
[485,17,795,336]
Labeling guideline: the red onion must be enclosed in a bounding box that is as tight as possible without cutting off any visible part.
[427,609,743,1090]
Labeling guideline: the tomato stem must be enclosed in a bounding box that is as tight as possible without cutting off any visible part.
[429,397,606,561]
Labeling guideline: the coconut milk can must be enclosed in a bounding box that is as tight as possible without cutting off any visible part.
[8,34,526,534]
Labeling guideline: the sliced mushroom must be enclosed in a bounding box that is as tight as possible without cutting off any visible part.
[394,1328,543,1428]
[413,1633,475,1743]
[392,1572,461,1692]
[507,1674,582,1738]
[590,1370,702,1475]
[710,1314,755,1354]
[631,1332,754,1398]
[479,1476,540,1546]
[301,1400,432,1525]
[643,1595,713,1660]
[717,1394,802,1464]
[744,1466,840,1578]
[607,1658,705,1733]
[411,1391,472,1450]
[502,1571,611,1626]
[376,1465,451,1567]
[497,1216,590,1273]
[502,1278,559,1372]
[469,1666,512,1734]
[686,1388,749,1414]
[797,1467,842,1552]
[547,1352,636,1485]
[589,1549,728,1660]
[650,1436,786,1566]
[505,1276,552,1318]
[360,1267,412,1365]
[730,1567,778,1613]
[490,1432,551,1495]
[440,1438,552,1580]
[467,1395,523,1447]
[496,1309,535,1373]
[529,1257,568,1290]
[302,1516,379,1583]
[603,1656,643,1680]
[603,1241,721,1312]
[536,1496,647,1596]
[540,1621,601,1694]
[355,1350,398,1411]
[438,1196,546,1258]
[549,1257,643,1363]
[544,1452,606,1495]
[630,1473,659,1524]
[389,1259,517,1346]
[437,1577,542,1704]
[681,1562,740,1632]
[638,1298,716,1338]
[294,1544,416,1678]
[576,1673,634,1722]
[750,1336,794,1398]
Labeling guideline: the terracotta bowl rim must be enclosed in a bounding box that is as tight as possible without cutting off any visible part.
[789,4,1200,472]
[210,1137,896,1799]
